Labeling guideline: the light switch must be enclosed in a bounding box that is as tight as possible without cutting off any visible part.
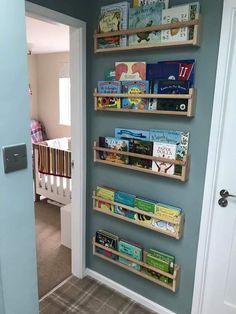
[2,144,27,173]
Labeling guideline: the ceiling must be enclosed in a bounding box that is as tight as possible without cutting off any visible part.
[26,16,69,54]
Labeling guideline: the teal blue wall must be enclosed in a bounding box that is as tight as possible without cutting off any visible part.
[86,1,223,313]
[0,1,39,313]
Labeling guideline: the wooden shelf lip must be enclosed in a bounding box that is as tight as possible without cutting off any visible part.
[95,108,189,116]
[94,92,192,99]
[94,19,199,38]
[93,145,187,166]
[93,238,180,291]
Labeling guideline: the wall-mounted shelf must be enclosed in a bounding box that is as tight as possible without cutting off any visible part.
[92,192,185,239]
[94,88,196,117]
[93,141,190,182]
[94,18,201,53]
[92,237,180,292]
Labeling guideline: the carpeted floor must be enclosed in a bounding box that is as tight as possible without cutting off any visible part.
[39,275,157,314]
[35,199,71,298]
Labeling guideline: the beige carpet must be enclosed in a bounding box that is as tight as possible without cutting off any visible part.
[35,199,71,298]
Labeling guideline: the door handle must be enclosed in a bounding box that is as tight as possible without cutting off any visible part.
[220,189,236,198]
[218,189,236,207]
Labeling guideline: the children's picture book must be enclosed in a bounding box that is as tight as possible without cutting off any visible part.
[114,191,136,207]
[156,99,188,112]
[161,5,190,43]
[152,141,177,175]
[121,80,149,110]
[99,137,129,164]
[96,186,115,201]
[97,81,121,93]
[115,62,146,80]
[118,239,143,270]
[149,129,189,159]
[97,97,121,109]
[129,139,153,169]
[96,230,119,260]
[115,128,150,141]
[173,2,200,40]
[114,205,136,219]
[157,80,189,94]
[98,10,121,48]
[96,200,114,213]
[135,197,156,213]
[147,60,195,87]
[133,0,169,9]
[129,3,164,45]
[104,68,116,81]
[100,1,130,47]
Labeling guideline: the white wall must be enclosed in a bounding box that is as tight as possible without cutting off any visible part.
[28,52,71,139]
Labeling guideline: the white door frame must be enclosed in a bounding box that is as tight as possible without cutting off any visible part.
[25,2,86,279]
[191,0,233,312]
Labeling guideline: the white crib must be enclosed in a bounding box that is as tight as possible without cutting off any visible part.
[33,145,71,205]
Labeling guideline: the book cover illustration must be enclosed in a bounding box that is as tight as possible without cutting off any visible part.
[96,230,119,260]
[98,10,121,48]
[95,200,114,213]
[114,191,136,207]
[154,59,195,87]
[156,99,188,112]
[133,0,169,9]
[101,1,130,47]
[114,205,136,219]
[128,3,164,46]
[129,139,153,169]
[96,186,115,201]
[115,62,146,80]
[149,129,189,159]
[121,80,149,110]
[161,5,190,43]
[104,68,116,81]
[97,81,121,93]
[118,239,143,270]
[97,81,121,109]
[115,128,150,141]
[157,80,190,94]
[99,137,129,164]
[152,141,177,175]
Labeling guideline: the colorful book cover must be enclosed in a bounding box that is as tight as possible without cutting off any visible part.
[96,186,115,201]
[151,219,177,233]
[155,202,182,218]
[95,200,114,213]
[128,3,164,46]
[97,81,121,93]
[115,62,146,81]
[101,1,130,47]
[133,0,169,9]
[129,139,153,169]
[114,191,136,207]
[95,230,119,260]
[161,5,190,43]
[156,59,195,87]
[115,128,150,141]
[157,80,190,94]
[149,129,189,159]
[97,97,121,109]
[114,205,136,219]
[118,239,142,270]
[156,99,188,112]
[152,141,177,175]
[121,80,149,109]
[99,136,129,164]
[135,197,156,213]
[104,68,116,81]
[98,10,121,48]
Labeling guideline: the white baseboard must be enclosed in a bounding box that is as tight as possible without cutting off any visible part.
[85,268,175,314]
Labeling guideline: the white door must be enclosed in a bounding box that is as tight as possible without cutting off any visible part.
[200,1,236,313]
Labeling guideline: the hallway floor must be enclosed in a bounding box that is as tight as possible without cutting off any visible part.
[35,199,71,298]
[39,275,156,314]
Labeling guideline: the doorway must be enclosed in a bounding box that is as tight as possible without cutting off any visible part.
[192,0,236,313]
[25,1,86,298]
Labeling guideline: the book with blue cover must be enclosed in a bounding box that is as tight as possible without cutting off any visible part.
[121,80,149,109]
[128,3,164,46]
[115,128,150,141]
[97,81,121,93]
[157,80,190,94]
[149,129,189,160]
